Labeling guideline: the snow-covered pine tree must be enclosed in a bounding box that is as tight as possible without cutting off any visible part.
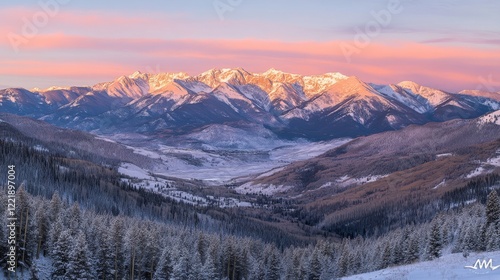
[380,242,392,269]
[203,239,221,280]
[49,191,62,224]
[188,250,203,279]
[486,224,500,251]
[124,223,145,280]
[16,186,34,272]
[405,234,420,263]
[153,247,173,280]
[201,252,217,280]
[33,202,48,258]
[337,242,351,277]
[107,217,125,280]
[486,190,500,227]
[266,246,281,280]
[427,222,442,260]
[144,223,161,279]
[308,249,322,280]
[51,230,72,279]
[66,202,82,235]
[66,231,93,279]
[171,243,190,280]
[91,217,113,280]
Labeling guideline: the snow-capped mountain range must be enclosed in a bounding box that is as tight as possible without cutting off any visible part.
[1,68,499,140]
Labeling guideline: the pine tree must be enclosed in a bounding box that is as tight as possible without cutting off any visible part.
[92,218,112,280]
[202,254,218,280]
[67,202,82,235]
[124,224,143,280]
[189,251,203,280]
[337,244,350,277]
[48,215,64,253]
[33,203,48,258]
[427,223,442,260]
[267,247,281,280]
[49,191,62,223]
[381,242,392,268]
[289,250,303,280]
[145,225,161,279]
[486,224,500,251]
[405,235,420,263]
[16,186,33,271]
[51,230,72,279]
[154,247,173,280]
[486,190,500,227]
[108,217,125,280]
[308,249,321,280]
[203,240,220,280]
[66,231,93,279]
[171,245,190,280]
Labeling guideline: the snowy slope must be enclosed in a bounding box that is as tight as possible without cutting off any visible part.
[3,67,500,140]
[478,110,500,125]
[371,83,431,114]
[398,81,451,107]
[343,251,500,280]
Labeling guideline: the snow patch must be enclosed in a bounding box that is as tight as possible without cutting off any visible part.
[94,135,117,143]
[33,145,48,152]
[437,153,453,158]
[235,183,293,195]
[433,179,446,189]
[487,154,500,167]
[320,182,332,189]
[118,163,152,180]
[466,167,487,179]
[336,174,387,187]
[478,110,500,126]
[465,154,500,178]
[343,250,500,280]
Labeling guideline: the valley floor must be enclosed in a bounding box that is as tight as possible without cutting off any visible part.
[343,251,500,280]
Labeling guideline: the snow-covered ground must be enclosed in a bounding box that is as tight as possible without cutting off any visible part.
[343,251,500,280]
[114,135,350,184]
[235,182,293,195]
[118,163,153,180]
[478,110,500,126]
[335,174,388,188]
[465,153,500,179]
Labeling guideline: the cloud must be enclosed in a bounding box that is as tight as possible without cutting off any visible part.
[0,6,498,91]
[420,37,500,45]
[1,34,499,92]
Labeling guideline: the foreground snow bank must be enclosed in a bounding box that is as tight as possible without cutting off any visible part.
[343,250,500,280]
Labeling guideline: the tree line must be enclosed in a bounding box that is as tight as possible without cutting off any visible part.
[0,185,498,279]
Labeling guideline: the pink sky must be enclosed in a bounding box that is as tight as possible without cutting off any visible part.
[0,3,499,92]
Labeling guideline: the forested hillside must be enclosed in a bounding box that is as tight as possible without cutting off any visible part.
[1,185,499,279]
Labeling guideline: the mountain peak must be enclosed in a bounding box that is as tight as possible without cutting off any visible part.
[324,75,379,98]
[129,70,143,79]
[263,68,285,75]
[460,89,500,101]
[197,68,250,87]
[398,81,422,92]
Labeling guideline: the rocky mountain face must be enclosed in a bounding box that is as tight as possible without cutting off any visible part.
[1,68,498,140]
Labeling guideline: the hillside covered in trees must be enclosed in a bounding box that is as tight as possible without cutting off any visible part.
[1,185,500,279]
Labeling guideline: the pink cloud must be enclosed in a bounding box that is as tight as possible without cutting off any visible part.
[1,31,498,91]
[0,7,169,33]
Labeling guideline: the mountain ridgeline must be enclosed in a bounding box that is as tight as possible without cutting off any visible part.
[1,68,498,140]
